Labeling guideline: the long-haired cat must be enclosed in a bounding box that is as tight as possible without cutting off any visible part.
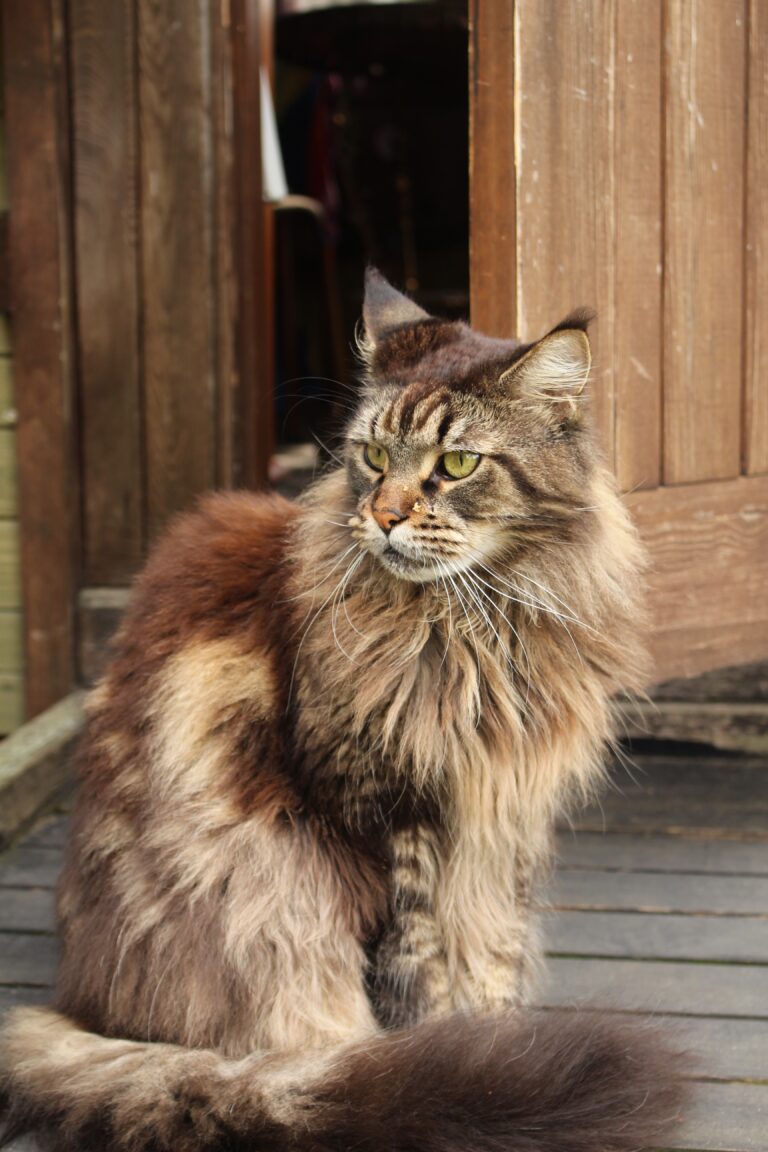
[1,270,685,1151]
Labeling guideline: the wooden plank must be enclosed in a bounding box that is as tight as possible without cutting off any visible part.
[78,586,130,684]
[557,833,768,876]
[672,1017,768,1083]
[0,426,18,517]
[231,0,273,488]
[0,692,83,848]
[550,870,768,916]
[663,0,746,483]
[0,316,11,355]
[0,356,13,405]
[676,1080,768,1152]
[0,986,50,1023]
[544,910,768,964]
[577,754,768,839]
[625,700,768,756]
[745,0,768,475]
[0,933,57,987]
[0,519,20,608]
[468,0,516,339]
[652,660,768,703]
[613,0,663,492]
[138,0,216,540]
[2,0,78,717]
[0,889,56,934]
[515,0,616,460]
[22,814,70,851]
[0,674,24,734]
[70,0,144,584]
[541,957,768,1018]
[0,610,23,674]
[627,475,768,680]
[0,848,62,890]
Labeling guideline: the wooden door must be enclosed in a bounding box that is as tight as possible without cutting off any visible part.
[470,0,767,682]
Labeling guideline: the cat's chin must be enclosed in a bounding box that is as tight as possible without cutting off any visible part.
[374,544,442,584]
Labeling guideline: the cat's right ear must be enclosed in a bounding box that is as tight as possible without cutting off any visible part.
[362,267,430,349]
[499,314,592,417]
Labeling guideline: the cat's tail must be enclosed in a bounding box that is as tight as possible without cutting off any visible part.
[1,1004,687,1152]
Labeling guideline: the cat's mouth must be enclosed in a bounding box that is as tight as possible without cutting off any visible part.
[377,542,440,583]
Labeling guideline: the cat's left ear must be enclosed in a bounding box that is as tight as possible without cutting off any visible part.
[362,267,430,348]
[499,313,592,416]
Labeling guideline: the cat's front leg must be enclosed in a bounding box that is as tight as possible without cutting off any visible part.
[372,823,453,1028]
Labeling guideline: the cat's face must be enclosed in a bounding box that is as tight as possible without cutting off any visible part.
[343,271,596,584]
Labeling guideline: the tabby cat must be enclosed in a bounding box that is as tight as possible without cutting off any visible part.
[1,270,684,1151]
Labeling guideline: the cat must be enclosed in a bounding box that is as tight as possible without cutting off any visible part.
[0,269,685,1151]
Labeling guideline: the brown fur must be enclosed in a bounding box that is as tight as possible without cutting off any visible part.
[0,271,688,1150]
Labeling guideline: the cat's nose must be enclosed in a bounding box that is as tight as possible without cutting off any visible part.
[373,506,409,534]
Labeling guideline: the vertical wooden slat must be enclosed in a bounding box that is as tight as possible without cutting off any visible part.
[2,0,77,717]
[70,0,143,583]
[663,0,746,484]
[515,0,616,462]
[231,0,272,489]
[614,0,663,492]
[139,0,216,540]
[469,0,516,339]
[745,0,768,476]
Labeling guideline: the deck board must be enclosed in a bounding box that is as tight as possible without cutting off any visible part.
[0,751,766,1151]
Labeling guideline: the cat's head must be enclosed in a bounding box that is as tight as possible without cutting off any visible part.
[344,268,596,583]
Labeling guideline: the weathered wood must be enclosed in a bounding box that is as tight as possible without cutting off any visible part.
[550,870,768,916]
[573,754,768,839]
[70,0,144,584]
[0,848,62,890]
[468,0,516,339]
[542,957,768,1018]
[0,427,18,517]
[745,0,768,476]
[0,519,20,608]
[0,889,56,934]
[0,611,23,674]
[0,985,49,1023]
[2,0,79,717]
[544,910,768,964]
[514,0,616,460]
[22,814,70,852]
[557,832,768,876]
[139,0,216,541]
[627,476,768,680]
[652,660,768,703]
[78,586,130,685]
[675,1080,768,1152]
[0,213,9,313]
[0,932,57,987]
[0,693,83,848]
[663,0,745,484]
[625,699,768,756]
[614,0,662,492]
[231,0,273,488]
[0,675,23,734]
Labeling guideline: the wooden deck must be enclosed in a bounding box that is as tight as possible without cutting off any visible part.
[1,751,767,1151]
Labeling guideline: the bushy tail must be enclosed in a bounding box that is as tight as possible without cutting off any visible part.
[1,1005,687,1152]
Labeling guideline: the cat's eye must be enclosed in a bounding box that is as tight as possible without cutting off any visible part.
[364,443,389,472]
[439,450,481,480]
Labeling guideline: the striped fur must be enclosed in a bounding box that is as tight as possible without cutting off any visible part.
[0,271,687,1150]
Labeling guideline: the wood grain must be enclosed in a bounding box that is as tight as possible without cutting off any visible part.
[550,870,768,916]
[745,0,768,475]
[515,0,616,461]
[663,0,746,483]
[627,475,768,680]
[557,833,768,876]
[468,0,516,338]
[0,847,62,890]
[676,1081,768,1152]
[0,933,57,987]
[542,957,768,1018]
[614,0,663,491]
[545,910,768,964]
[138,0,216,541]
[2,0,78,717]
[70,0,144,583]
[0,889,55,934]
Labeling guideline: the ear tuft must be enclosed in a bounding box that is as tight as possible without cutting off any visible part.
[362,267,430,348]
[500,326,591,410]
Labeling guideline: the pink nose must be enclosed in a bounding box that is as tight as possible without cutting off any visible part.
[373,506,408,533]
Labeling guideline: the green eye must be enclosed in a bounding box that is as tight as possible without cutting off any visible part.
[439,450,481,480]
[364,443,389,472]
